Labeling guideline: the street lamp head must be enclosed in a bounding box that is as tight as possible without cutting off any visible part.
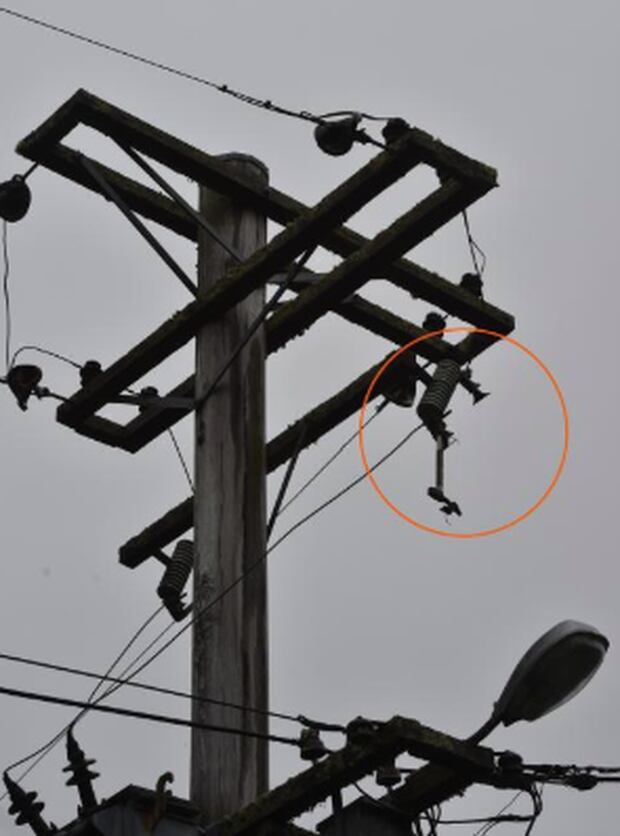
[469,620,609,743]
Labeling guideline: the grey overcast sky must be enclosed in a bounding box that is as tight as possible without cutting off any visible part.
[0,2,619,834]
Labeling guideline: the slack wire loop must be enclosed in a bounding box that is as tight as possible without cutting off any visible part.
[3,221,10,373]
[194,245,317,411]
[0,685,300,749]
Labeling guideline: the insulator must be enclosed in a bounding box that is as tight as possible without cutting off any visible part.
[138,386,159,413]
[381,353,418,408]
[382,118,410,145]
[345,716,377,747]
[497,750,523,773]
[460,272,483,297]
[3,773,52,836]
[0,175,31,222]
[417,359,461,436]
[63,727,99,815]
[299,728,328,762]
[422,312,446,332]
[7,364,42,411]
[157,540,194,621]
[79,361,102,388]
[566,773,599,791]
[375,759,402,788]
[314,115,361,156]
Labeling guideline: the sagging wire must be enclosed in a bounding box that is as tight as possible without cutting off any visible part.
[1,605,164,794]
[277,399,389,517]
[9,345,81,371]
[166,428,193,493]
[3,220,10,373]
[462,210,487,277]
[0,685,301,748]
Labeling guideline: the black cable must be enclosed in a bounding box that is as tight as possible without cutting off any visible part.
[2,605,164,783]
[0,651,304,725]
[0,685,300,749]
[0,7,323,126]
[277,399,388,516]
[2,221,10,373]
[9,345,81,371]
[78,416,426,717]
[167,428,194,493]
[462,210,487,276]
[267,422,307,541]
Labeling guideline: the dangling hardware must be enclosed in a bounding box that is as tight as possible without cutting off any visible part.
[3,772,55,836]
[298,728,329,762]
[63,726,99,816]
[417,359,462,516]
[157,540,194,621]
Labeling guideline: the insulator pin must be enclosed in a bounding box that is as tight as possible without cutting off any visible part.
[417,359,461,436]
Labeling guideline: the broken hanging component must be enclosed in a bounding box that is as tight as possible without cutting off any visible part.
[417,358,462,516]
[157,539,194,621]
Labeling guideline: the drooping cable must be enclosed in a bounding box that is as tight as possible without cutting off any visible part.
[167,428,194,493]
[0,651,304,724]
[3,221,10,373]
[0,7,323,126]
[0,685,300,748]
[277,399,388,516]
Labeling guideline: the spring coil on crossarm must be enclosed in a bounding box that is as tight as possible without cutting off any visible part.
[157,540,194,621]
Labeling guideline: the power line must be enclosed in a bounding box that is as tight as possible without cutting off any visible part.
[0,685,300,749]
[167,428,193,493]
[0,650,305,725]
[2,221,10,373]
[462,210,487,277]
[0,6,322,126]
[2,606,164,781]
[277,399,388,516]
[96,416,428,697]
[9,345,82,371]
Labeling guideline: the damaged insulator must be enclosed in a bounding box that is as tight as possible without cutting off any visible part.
[3,772,54,836]
[345,716,377,747]
[63,726,99,816]
[417,359,461,437]
[299,728,328,762]
[157,540,194,621]
[375,759,402,788]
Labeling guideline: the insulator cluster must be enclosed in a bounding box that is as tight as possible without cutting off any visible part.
[157,540,194,621]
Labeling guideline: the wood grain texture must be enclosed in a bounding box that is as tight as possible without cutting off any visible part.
[191,156,269,821]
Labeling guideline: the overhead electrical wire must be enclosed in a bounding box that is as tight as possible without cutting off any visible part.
[166,428,194,493]
[462,210,487,277]
[0,651,305,725]
[2,221,10,373]
[0,6,324,126]
[0,684,300,748]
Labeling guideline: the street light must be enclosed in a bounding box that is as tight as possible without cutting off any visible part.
[468,620,609,743]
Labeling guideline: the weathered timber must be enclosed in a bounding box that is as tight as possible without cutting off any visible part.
[207,717,492,836]
[17,89,513,335]
[267,178,489,354]
[191,157,268,819]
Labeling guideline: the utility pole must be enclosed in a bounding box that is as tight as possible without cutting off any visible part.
[191,155,269,819]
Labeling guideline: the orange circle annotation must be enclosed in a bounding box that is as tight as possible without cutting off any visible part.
[357,327,569,539]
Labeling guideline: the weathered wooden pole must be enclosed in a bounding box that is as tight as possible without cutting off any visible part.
[191,154,269,821]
